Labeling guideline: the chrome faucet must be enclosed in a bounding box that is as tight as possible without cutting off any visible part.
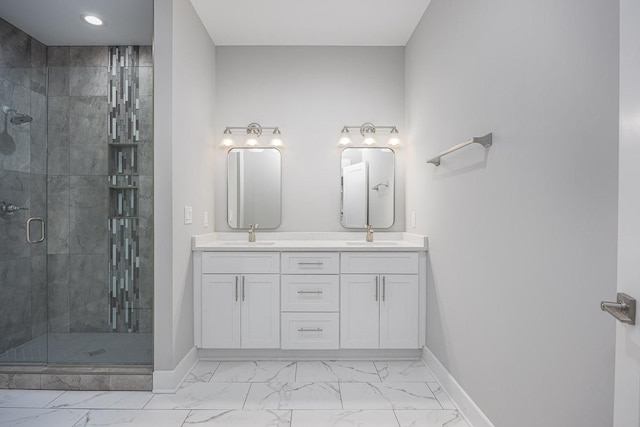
[248,223,259,242]
[366,224,374,242]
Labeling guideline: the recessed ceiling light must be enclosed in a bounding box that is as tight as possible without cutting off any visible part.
[82,14,104,26]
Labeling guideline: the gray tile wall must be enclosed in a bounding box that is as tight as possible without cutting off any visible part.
[48,45,153,336]
[46,46,111,334]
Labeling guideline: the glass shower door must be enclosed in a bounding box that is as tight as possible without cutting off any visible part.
[0,65,48,364]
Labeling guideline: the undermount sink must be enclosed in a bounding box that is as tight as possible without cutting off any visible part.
[345,241,399,246]
[222,241,276,246]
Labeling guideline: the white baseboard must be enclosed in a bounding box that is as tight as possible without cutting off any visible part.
[152,346,198,393]
[421,346,494,427]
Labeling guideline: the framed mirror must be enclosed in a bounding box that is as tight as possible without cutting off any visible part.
[341,147,395,229]
[227,148,281,229]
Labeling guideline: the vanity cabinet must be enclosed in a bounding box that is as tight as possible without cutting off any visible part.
[340,252,419,349]
[200,253,280,349]
[193,243,427,353]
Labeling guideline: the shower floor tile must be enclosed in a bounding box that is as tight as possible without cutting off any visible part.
[0,333,152,365]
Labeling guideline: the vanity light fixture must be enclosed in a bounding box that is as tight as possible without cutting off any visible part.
[220,122,284,149]
[338,122,400,147]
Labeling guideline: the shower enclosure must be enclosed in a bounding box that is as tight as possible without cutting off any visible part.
[0,19,153,374]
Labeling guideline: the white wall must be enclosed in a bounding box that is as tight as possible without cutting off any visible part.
[153,0,216,373]
[405,1,618,426]
[214,46,405,232]
[615,0,640,425]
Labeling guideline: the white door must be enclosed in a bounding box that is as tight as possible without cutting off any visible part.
[614,1,640,424]
[380,275,419,349]
[241,274,280,348]
[201,274,241,348]
[343,162,368,227]
[340,274,379,348]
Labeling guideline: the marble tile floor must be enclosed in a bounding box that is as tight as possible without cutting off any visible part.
[0,360,471,426]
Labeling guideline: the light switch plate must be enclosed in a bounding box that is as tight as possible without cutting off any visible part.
[184,206,193,224]
[411,211,416,228]
[203,211,209,227]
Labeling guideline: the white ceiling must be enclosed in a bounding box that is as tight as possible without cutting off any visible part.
[0,0,430,47]
[190,0,432,46]
[0,0,153,46]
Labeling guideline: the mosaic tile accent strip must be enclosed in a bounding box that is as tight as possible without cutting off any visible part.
[108,46,140,143]
[107,46,142,332]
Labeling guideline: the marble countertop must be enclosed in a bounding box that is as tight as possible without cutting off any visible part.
[192,232,428,252]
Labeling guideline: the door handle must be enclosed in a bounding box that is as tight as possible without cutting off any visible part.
[601,293,636,325]
[242,276,245,301]
[235,276,239,301]
[26,217,45,243]
[375,276,379,301]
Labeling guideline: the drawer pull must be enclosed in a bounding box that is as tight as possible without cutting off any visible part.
[297,290,324,294]
[298,328,324,332]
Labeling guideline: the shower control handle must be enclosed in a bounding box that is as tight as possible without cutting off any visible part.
[26,217,45,244]
[0,200,27,217]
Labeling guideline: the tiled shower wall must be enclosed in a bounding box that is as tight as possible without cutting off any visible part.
[0,16,153,356]
[0,17,47,354]
[46,45,153,334]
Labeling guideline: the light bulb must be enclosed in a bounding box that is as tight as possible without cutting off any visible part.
[361,123,376,146]
[270,128,284,147]
[221,128,234,147]
[338,127,351,146]
[245,135,259,146]
[83,15,104,26]
[363,135,376,145]
[388,128,401,146]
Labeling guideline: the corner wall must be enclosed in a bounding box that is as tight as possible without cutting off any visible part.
[405,1,618,425]
[153,0,215,378]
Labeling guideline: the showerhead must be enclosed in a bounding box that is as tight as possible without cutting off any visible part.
[2,105,32,125]
[10,114,33,125]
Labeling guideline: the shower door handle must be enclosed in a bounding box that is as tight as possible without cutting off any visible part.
[26,217,45,243]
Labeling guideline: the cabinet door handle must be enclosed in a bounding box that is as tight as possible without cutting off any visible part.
[235,276,239,301]
[375,276,379,301]
[298,262,323,265]
[297,290,323,294]
[298,328,323,332]
[382,276,386,302]
[242,276,245,301]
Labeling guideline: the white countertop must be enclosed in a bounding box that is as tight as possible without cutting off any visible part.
[192,232,428,252]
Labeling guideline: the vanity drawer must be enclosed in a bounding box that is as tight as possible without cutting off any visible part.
[281,312,339,349]
[202,252,280,274]
[281,275,339,312]
[281,252,339,274]
[340,252,419,274]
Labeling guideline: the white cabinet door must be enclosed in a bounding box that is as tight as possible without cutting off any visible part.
[241,274,280,348]
[380,274,419,349]
[340,274,379,348]
[201,274,241,348]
